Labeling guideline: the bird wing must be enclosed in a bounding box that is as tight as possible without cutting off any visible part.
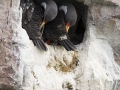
[20,0,35,26]
[43,11,76,51]
[20,0,48,51]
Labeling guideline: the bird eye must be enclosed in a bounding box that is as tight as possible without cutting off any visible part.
[68,19,70,22]
[66,19,70,24]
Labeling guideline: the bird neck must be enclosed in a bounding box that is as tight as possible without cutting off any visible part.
[57,10,65,20]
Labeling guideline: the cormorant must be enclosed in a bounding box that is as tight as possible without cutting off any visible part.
[20,0,58,51]
[43,2,77,51]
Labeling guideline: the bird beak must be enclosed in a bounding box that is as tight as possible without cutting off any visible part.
[66,22,70,32]
[40,20,45,29]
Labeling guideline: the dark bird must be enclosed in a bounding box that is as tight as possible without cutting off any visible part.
[20,0,58,51]
[43,2,77,51]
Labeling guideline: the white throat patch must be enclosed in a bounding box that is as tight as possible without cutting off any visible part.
[59,5,67,14]
[59,35,67,40]
[41,2,47,9]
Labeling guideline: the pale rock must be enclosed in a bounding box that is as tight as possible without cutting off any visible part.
[0,0,120,90]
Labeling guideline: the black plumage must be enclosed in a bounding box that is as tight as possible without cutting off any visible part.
[43,2,77,51]
[20,0,58,51]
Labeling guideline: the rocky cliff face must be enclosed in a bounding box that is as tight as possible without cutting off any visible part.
[0,0,21,89]
[0,0,120,90]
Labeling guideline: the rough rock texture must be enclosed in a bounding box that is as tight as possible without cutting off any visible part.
[0,0,120,90]
[0,0,21,89]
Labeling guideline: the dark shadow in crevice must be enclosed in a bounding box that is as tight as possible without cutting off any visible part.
[68,2,88,45]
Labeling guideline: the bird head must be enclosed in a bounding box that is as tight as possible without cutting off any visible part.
[35,0,58,28]
[58,2,77,32]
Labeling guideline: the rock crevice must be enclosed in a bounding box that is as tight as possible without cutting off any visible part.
[0,0,120,90]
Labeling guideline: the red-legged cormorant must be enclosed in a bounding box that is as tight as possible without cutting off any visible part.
[20,0,58,51]
[43,2,77,51]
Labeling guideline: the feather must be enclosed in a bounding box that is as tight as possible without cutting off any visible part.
[20,0,48,51]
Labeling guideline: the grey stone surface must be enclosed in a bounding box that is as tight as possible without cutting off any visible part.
[0,0,120,90]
